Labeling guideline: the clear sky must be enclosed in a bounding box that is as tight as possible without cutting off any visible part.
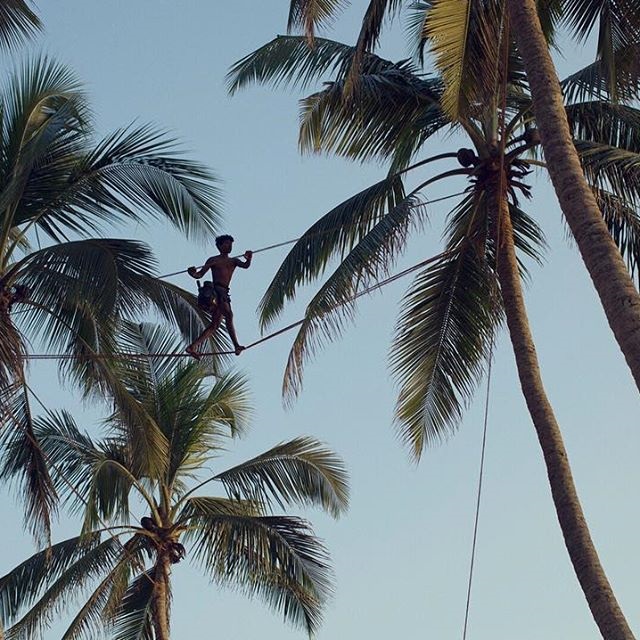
[2,2,639,639]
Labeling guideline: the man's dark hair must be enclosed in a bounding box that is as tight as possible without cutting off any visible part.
[215,234,234,249]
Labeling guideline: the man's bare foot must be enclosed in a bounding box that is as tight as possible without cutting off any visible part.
[186,346,201,360]
[234,345,245,356]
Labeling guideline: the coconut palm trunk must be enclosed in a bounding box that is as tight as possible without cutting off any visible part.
[151,554,172,640]
[506,0,640,394]
[495,194,634,640]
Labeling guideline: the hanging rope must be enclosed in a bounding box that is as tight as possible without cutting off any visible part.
[461,347,494,640]
[24,250,454,362]
[157,191,467,280]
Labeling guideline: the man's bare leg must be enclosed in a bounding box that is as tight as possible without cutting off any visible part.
[222,307,245,355]
[186,309,222,359]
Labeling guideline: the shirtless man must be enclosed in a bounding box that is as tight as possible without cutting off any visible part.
[185,235,252,358]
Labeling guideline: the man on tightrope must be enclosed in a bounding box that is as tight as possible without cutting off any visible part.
[185,235,252,358]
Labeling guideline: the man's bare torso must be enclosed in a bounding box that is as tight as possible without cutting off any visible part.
[206,255,240,287]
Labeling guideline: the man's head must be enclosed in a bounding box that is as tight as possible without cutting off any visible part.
[215,234,234,253]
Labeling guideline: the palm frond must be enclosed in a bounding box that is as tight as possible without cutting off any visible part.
[576,140,640,205]
[593,186,640,285]
[67,124,222,239]
[59,535,153,640]
[3,534,123,639]
[281,191,427,399]
[0,533,101,629]
[566,101,640,152]
[286,0,349,43]
[110,569,155,640]
[562,0,640,100]
[561,43,640,103]
[178,496,262,521]
[390,195,498,459]
[227,35,356,94]
[423,0,503,120]
[258,174,406,330]
[214,437,349,517]
[0,1,40,50]
[185,513,331,635]
[0,384,56,546]
[298,62,447,165]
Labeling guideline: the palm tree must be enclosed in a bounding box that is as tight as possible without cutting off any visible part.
[0,323,349,640]
[279,0,640,398]
[0,56,229,542]
[227,25,639,638]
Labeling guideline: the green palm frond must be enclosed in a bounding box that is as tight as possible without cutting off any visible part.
[561,43,640,103]
[287,0,349,43]
[0,1,40,50]
[3,534,123,639]
[110,569,155,640]
[0,532,101,629]
[298,62,447,165]
[177,496,262,521]
[214,437,349,517]
[185,513,331,634]
[391,196,498,458]
[562,0,640,100]
[423,0,504,120]
[577,140,640,205]
[566,101,640,152]
[71,124,222,239]
[56,535,152,640]
[0,384,56,546]
[227,35,357,94]
[281,191,427,399]
[258,174,406,330]
[594,186,640,285]
[29,410,102,515]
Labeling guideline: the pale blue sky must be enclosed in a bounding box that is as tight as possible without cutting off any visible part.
[2,2,639,639]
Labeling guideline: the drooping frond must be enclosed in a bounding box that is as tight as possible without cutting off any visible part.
[280,191,427,399]
[286,0,348,43]
[562,0,640,100]
[227,35,357,94]
[593,186,640,285]
[0,533,101,629]
[298,60,447,165]
[576,140,640,205]
[422,0,503,120]
[391,195,498,459]
[3,534,124,640]
[185,512,332,634]
[214,436,349,517]
[561,43,640,103]
[566,100,640,152]
[110,569,155,640]
[0,384,56,546]
[70,124,223,239]
[258,174,406,330]
[0,1,40,51]
[59,535,153,640]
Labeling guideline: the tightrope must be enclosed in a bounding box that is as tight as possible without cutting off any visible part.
[24,250,455,362]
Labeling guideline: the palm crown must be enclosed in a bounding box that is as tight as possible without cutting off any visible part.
[227,19,640,457]
[0,323,349,639]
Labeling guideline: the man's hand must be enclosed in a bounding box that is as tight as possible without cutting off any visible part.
[244,250,253,260]
[187,266,198,278]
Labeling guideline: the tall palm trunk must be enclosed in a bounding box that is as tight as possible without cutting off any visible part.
[151,554,172,640]
[506,0,640,394]
[495,196,634,639]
